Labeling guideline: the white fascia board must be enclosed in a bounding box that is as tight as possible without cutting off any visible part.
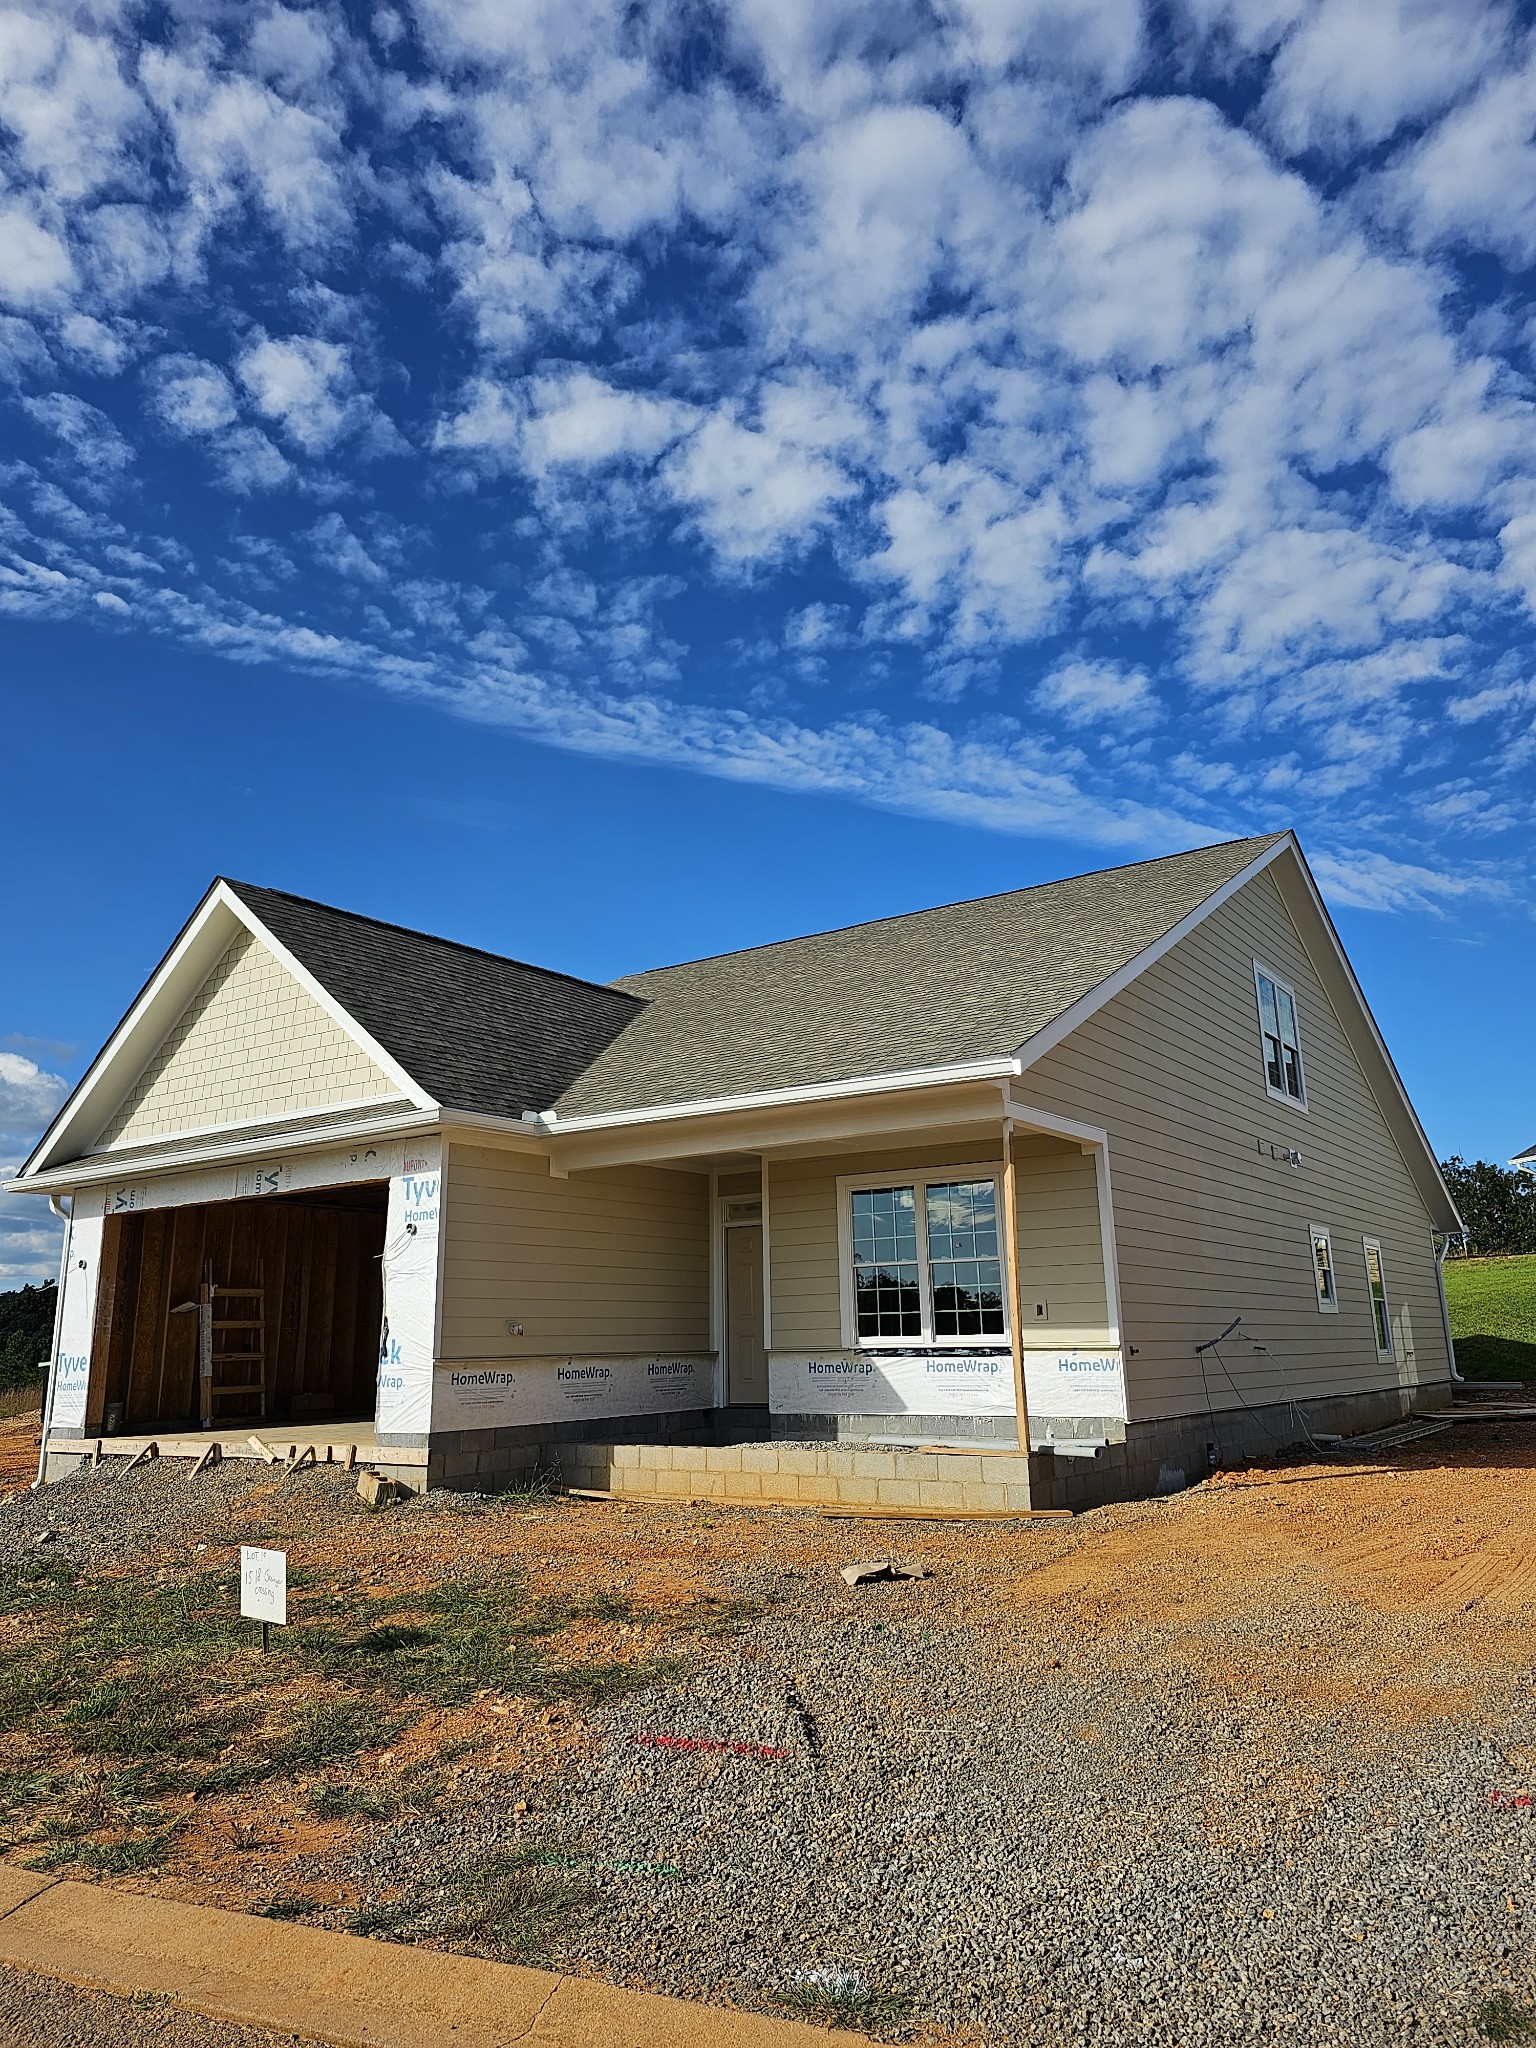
[436,1108,559,1153]
[1273,849,1464,1234]
[19,880,240,1178]
[540,1055,1020,1136]
[17,880,436,1181]
[7,1106,442,1196]
[1011,836,1292,1077]
[228,887,436,1112]
[79,1095,413,1158]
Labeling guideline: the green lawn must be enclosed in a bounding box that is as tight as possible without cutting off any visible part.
[1443,1254,1536,1381]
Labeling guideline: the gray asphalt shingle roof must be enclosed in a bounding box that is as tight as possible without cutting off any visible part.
[229,836,1284,1124]
[228,882,641,1121]
[552,834,1286,1118]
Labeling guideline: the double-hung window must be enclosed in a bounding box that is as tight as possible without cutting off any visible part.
[842,1168,1009,1347]
[1254,963,1306,1107]
[1362,1238,1393,1358]
[1309,1225,1338,1312]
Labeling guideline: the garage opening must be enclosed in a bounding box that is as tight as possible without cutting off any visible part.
[92,1184,388,1434]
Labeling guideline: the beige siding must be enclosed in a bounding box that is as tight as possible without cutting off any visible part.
[97,929,401,1148]
[768,1133,1110,1353]
[1011,1133,1111,1347]
[1017,868,1450,1419]
[440,1144,710,1358]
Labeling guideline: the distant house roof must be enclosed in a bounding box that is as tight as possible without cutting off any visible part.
[227,882,641,1121]
[1514,1143,1536,1165]
[551,833,1287,1118]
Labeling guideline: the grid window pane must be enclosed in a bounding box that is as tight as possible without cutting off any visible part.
[926,1181,1005,1337]
[852,1185,922,1338]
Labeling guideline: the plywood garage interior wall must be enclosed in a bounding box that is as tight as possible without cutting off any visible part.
[89,1186,387,1433]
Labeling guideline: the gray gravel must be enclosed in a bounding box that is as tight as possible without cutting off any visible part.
[9,1462,1535,2045]
[0,1963,315,2047]
[326,1571,1535,2046]
[0,1456,395,1566]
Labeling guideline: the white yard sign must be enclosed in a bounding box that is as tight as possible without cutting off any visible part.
[240,1546,287,1627]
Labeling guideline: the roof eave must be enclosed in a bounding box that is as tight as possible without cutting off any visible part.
[541,1055,1022,1136]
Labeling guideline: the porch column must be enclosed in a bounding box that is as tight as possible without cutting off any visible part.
[1002,1119,1030,1452]
[377,1138,444,1444]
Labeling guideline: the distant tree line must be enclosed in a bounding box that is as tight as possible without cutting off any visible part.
[0,1281,57,1392]
[1440,1158,1536,1258]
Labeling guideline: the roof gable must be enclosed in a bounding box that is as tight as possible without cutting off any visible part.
[95,924,401,1150]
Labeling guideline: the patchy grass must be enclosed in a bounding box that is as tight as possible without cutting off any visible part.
[1475,1992,1536,2041]
[775,1971,911,2034]
[1445,1255,1536,1381]
[0,1554,684,1873]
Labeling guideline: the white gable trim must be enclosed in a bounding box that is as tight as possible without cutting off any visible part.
[1010,836,1291,1075]
[1012,831,1460,1233]
[16,880,437,1179]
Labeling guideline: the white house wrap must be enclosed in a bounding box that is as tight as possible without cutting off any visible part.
[377,1141,442,1438]
[769,1351,1015,1417]
[433,1354,713,1431]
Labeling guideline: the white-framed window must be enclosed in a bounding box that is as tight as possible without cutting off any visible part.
[837,1164,1009,1348]
[1309,1224,1338,1313]
[1254,961,1306,1108]
[1362,1237,1393,1358]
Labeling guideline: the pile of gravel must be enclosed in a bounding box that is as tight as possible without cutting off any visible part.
[0,1457,366,1568]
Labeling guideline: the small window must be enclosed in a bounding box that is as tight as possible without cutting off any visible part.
[1362,1238,1393,1358]
[1309,1225,1337,1313]
[845,1169,1008,1346]
[1254,963,1306,1107]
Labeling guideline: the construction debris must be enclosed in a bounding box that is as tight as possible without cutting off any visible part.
[839,1559,931,1586]
[356,1470,402,1509]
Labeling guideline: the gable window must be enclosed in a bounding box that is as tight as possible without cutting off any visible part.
[1254,963,1306,1107]
[1362,1238,1393,1358]
[843,1168,1008,1347]
[1309,1225,1338,1312]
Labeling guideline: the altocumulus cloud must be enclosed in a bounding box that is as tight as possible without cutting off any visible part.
[2,0,1535,908]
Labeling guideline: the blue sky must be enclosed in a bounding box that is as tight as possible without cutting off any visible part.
[1,0,1531,1284]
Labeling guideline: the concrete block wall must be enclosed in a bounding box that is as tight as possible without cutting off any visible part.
[554,1438,1040,1513]
[1031,1379,1452,1511]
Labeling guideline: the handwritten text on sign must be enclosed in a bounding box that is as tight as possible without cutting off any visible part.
[239,1546,287,1627]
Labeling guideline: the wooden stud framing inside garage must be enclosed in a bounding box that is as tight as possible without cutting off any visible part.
[85,1186,387,1435]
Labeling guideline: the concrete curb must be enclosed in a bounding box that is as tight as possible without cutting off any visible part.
[0,1867,863,2047]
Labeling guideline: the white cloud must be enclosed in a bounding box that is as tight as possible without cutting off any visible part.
[235,333,389,456]
[1389,49,1536,267]
[1307,846,1506,912]
[0,203,74,309]
[0,1052,67,1144]
[1036,655,1159,727]
[1260,0,1510,157]
[149,354,239,436]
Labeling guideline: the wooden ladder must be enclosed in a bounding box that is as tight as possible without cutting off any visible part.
[197,1264,267,1428]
